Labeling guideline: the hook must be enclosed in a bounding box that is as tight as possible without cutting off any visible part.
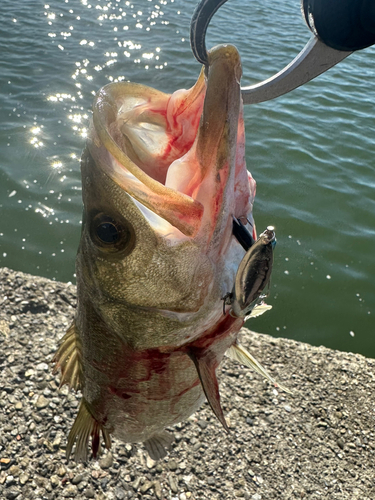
[190,0,355,104]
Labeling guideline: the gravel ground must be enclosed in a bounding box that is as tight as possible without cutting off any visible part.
[1,267,375,500]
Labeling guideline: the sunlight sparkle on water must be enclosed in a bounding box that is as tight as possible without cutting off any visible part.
[35,204,55,218]
[122,41,141,50]
[47,93,75,102]
[79,39,94,46]
[51,161,63,169]
[30,127,44,148]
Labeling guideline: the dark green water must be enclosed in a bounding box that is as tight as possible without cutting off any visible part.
[1,0,374,356]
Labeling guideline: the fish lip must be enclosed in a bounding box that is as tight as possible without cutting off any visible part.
[89,44,245,239]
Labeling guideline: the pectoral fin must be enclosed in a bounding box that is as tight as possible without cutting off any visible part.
[189,350,229,432]
[52,322,83,391]
[227,342,291,394]
[66,398,112,461]
[144,430,174,460]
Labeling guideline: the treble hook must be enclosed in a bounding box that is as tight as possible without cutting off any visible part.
[190,0,375,104]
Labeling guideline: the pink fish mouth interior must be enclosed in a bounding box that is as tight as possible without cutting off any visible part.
[89,45,253,238]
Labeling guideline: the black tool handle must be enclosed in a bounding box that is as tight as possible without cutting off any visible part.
[302,0,375,51]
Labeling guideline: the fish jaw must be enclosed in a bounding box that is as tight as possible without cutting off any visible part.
[167,45,250,244]
[89,44,255,242]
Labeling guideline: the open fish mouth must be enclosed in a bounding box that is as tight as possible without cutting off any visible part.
[88,44,255,239]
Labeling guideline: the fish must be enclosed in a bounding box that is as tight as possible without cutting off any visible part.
[53,44,287,462]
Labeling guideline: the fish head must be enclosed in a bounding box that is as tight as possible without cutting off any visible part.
[77,44,256,349]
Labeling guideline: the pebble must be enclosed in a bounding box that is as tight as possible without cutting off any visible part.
[183,475,193,485]
[132,477,142,490]
[50,475,60,487]
[77,481,87,492]
[19,473,29,485]
[63,484,78,497]
[140,480,153,493]
[85,487,96,498]
[192,442,202,451]
[197,420,208,429]
[72,473,85,484]
[99,452,113,469]
[115,487,126,499]
[35,395,49,409]
[36,362,49,371]
[154,480,162,499]
[0,458,12,470]
[168,459,178,471]
[9,468,19,479]
[32,413,42,423]
[57,465,67,477]
[337,438,345,450]
[169,475,179,493]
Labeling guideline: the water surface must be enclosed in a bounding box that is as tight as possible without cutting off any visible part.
[1,0,374,356]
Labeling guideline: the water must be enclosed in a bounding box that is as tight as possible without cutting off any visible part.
[1,0,374,357]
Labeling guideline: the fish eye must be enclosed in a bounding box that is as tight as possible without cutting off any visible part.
[90,213,135,254]
[96,220,120,244]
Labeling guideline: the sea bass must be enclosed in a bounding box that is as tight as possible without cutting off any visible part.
[53,44,281,461]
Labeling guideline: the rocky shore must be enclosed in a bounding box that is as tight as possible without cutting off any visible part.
[0,267,374,500]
